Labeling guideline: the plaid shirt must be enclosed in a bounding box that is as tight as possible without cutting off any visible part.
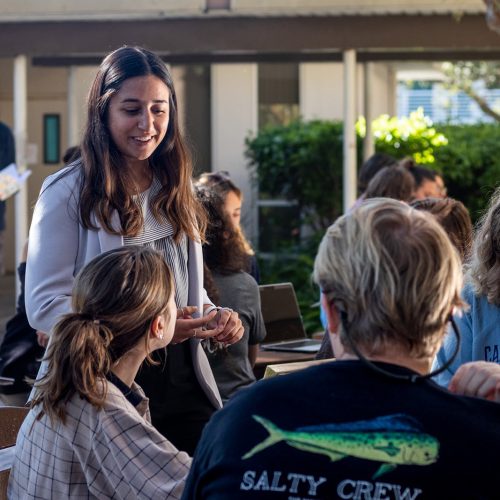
[8,380,191,499]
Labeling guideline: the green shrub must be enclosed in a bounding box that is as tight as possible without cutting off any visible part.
[246,119,360,334]
[247,115,500,332]
[433,123,500,220]
[246,119,362,232]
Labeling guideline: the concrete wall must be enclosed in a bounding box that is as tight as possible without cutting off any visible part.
[211,63,258,243]
[299,61,396,121]
[67,66,97,146]
[370,62,397,117]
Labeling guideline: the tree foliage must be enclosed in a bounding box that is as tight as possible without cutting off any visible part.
[441,61,500,122]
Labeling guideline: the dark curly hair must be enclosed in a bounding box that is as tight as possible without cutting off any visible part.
[195,186,250,304]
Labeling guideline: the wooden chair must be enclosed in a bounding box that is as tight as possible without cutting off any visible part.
[0,406,29,500]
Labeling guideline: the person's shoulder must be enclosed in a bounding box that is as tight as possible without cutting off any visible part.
[214,271,259,293]
[439,386,500,431]
[235,271,260,293]
[223,361,335,412]
[41,161,83,194]
[103,380,138,411]
[461,281,477,302]
[462,280,500,314]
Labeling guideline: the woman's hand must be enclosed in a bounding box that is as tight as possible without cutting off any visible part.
[171,306,219,344]
[206,307,244,346]
[448,361,500,402]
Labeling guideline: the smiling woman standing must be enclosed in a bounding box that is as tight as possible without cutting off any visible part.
[25,46,243,454]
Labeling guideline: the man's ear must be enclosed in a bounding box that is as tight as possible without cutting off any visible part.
[321,294,340,334]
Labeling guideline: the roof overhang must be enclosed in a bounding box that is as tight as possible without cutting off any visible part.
[1,13,499,63]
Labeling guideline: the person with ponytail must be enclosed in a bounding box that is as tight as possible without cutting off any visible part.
[9,246,190,499]
[25,46,243,454]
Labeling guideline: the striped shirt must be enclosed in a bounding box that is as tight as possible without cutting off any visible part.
[124,178,189,308]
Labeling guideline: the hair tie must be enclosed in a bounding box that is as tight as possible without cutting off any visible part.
[93,319,100,326]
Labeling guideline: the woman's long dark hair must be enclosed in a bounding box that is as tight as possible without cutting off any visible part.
[195,186,250,303]
[79,46,205,241]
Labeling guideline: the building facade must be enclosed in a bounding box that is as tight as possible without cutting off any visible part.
[0,0,493,270]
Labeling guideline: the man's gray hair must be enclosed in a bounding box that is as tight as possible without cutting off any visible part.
[314,198,464,358]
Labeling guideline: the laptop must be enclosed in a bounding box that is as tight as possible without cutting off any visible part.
[259,282,322,353]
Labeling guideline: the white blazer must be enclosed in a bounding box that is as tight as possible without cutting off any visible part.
[26,164,222,408]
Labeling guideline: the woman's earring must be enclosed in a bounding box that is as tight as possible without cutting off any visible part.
[159,333,164,340]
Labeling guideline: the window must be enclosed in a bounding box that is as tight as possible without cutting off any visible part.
[43,114,60,164]
[258,63,300,129]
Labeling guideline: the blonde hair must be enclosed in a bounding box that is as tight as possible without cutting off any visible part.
[314,198,464,358]
[32,246,174,423]
[469,186,500,304]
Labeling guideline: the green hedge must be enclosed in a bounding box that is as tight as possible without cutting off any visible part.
[433,123,500,220]
[246,120,362,232]
[247,119,500,333]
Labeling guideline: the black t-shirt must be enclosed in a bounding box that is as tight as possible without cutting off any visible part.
[135,343,216,455]
[183,360,500,499]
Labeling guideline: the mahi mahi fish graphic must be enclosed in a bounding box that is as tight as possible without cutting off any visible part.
[242,414,439,479]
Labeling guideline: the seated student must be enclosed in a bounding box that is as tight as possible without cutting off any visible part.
[411,197,473,264]
[317,165,415,361]
[9,247,191,499]
[195,186,266,403]
[433,187,500,387]
[401,159,444,200]
[364,165,415,202]
[0,241,45,406]
[196,170,260,283]
[318,195,472,363]
[182,199,500,500]
[357,153,398,197]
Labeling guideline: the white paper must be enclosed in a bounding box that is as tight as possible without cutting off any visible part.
[0,163,32,201]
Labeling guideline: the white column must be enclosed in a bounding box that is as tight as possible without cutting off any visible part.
[343,49,357,212]
[363,62,375,161]
[67,66,79,147]
[13,54,28,296]
[211,63,258,242]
